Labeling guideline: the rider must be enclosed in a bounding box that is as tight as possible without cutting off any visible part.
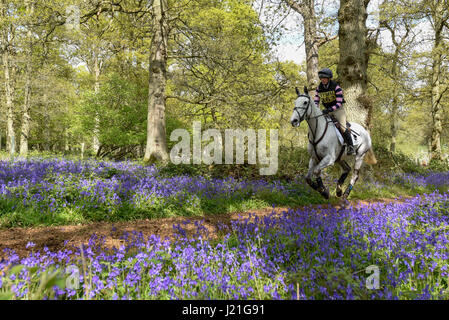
[314,68,355,155]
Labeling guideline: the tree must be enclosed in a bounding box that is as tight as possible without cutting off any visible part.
[65,4,117,155]
[19,0,34,156]
[337,0,374,128]
[422,0,449,161]
[1,0,17,155]
[79,73,147,159]
[144,0,169,163]
[168,0,276,130]
[379,0,418,152]
[282,0,337,94]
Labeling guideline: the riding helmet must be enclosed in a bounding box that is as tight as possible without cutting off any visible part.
[318,68,333,79]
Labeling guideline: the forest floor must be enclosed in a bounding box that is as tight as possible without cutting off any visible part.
[0,197,412,260]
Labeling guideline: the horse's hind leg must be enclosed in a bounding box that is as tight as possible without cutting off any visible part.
[343,156,363,199]
[336,160,351,197]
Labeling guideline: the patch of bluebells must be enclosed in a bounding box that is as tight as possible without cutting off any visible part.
[388,171,449,189]
[1,191,448,299]
[0,159,302,218]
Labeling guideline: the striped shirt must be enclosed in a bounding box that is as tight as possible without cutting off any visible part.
[314,81,344,111]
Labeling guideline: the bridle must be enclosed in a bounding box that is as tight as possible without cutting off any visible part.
[293,94,311,122]
[293,94,325,122]
[293,94,330,162]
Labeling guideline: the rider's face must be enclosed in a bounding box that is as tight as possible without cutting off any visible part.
[320,77,329,85]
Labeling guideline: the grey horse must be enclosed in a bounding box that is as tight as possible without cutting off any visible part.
[290,86,377,199]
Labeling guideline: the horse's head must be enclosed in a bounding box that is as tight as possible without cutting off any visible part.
[291,86,312,127]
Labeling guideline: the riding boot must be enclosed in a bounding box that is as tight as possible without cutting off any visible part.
[343,129,355,155]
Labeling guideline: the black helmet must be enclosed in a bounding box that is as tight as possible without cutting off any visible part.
[318,68,333,79]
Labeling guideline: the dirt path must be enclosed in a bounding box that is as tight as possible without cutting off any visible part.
[0,197,411,260]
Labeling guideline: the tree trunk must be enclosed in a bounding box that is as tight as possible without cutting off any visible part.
[81,141,85,159]
[380,2,416,153]
[284,0,320,94]
[42,92,51,151]
[144,0,169,163]
[92,49,101,155]
[337,0,372,127]
[390,53,399,153]
[390,100,399,152]
[2,31,15,155]
[20,1,34,156]
[302,1,320,93]
[429,0,445,161]
[64,131,69,152]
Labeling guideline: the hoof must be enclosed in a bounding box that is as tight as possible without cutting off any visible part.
[306,178,318,191]
[319,187,330,200]
[343,184,353,199]
[336,185,342,197]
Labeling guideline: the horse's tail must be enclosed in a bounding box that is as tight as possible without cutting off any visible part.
[364,147,377,165]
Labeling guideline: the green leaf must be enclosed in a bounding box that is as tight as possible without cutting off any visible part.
[28,266,39,275]
[44,270,64,290]
[0,292,14,300]
[9,265,25,275]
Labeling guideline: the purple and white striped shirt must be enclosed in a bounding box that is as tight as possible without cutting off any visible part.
[314,82,344,111]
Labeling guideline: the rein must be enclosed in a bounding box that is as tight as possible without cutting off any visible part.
[293,95,331,161]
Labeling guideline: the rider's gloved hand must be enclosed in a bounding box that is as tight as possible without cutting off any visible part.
[322,108,331,115]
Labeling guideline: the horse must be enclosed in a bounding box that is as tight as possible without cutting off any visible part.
[290,86,377,199]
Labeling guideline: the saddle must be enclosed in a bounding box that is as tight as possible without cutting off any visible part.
[329,115,350,134]
[328,115,358,145]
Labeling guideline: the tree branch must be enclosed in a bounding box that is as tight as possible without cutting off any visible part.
[283,0,306,15]
[165,95,219,105]
[436,85,449,106]
[317,34,337,47]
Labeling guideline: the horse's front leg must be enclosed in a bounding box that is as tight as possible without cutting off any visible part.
[305,158,319,191]
[312,154,334,176]
[336,160,351,197]
[315,173,330,199]
[343,156,363,199]
[311,155,334,199]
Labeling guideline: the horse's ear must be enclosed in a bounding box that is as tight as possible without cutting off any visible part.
[295,87,300,96]
[303,86,309,95]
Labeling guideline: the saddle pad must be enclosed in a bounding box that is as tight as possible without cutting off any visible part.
[351,130,361,146]
[334,125,345,145]
[333,123,361,147]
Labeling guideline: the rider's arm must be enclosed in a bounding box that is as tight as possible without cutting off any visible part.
[314,89,320,107]
[331,85,344,111]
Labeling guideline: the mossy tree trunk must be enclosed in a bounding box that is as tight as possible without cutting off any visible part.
[337,0,372,128]
[428,0,447,161]
[144,0,169,163]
